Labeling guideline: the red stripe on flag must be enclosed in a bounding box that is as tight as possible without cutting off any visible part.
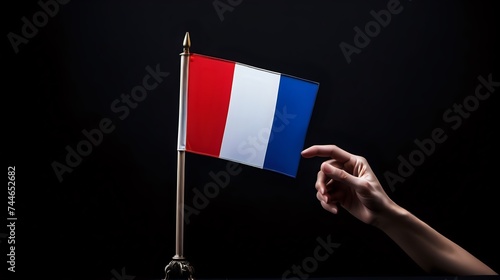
[186,54,235,157]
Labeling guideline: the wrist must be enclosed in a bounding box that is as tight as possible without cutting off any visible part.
[372,202,409,232]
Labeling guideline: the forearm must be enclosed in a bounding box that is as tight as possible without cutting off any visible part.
[375,204,497,275]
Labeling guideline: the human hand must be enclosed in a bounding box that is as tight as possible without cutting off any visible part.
[301,145,398,226]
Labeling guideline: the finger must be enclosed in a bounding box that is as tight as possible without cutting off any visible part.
[301,145,353,163]
[316,181,345,204]
[323,159,345,169]
[316,170,333,195]
[320,200,338,214]
[316,168,348,196]
[317,190,329,203]
[317,191,336,206]
[321,162,365,192]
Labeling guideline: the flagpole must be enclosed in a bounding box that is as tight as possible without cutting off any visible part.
[175,30,190,261]
[165,31,195,280]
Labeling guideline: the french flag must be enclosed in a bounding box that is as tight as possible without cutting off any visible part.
[181,54,319,177]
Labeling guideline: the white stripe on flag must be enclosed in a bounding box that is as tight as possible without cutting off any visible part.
[219,64,281,168]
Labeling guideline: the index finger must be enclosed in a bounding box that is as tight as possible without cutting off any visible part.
[301,145,353,163]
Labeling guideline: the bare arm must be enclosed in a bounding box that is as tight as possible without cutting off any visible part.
[302,144,497,276]
[376,203,497,275]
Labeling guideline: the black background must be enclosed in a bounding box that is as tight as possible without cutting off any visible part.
[3,0,500,279]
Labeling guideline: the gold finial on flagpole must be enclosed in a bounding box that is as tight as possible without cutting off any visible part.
[183,32,191,54]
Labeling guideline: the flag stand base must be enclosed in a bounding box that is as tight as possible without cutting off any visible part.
[164,257,195,280]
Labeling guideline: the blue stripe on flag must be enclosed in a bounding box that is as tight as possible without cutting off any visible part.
[263,75,319,177]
